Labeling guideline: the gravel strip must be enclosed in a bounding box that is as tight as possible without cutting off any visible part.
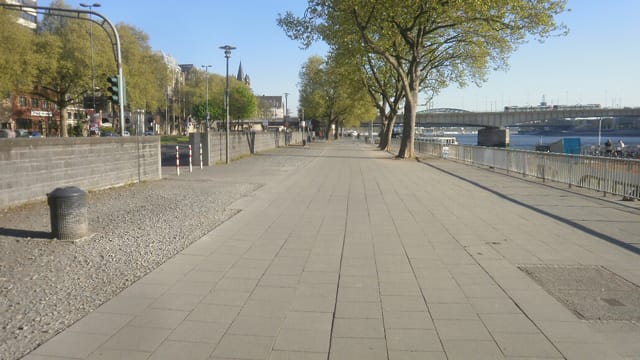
[0,148,314,360]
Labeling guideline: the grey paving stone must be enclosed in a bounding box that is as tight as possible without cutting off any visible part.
[383,311,434,330]
[386,328,442,352]
[441,339,505,360]
[86,349,151,360]
[150,293,205,311]
[118,283,171,298]
[212,334,275,359]
[168,320,228,344]
[388,350,447,360]
[492,332,562,358]
[124,303,189,328]
[429,303,479,320]
[335,301,382,319]
[282,311,333,331]
[329,337,387,360]
[434,319,493,341]
[381,295,428,312]
[479,313,540,333]
[99,326,171,352]
[289,295,335,312]
[95,295,155,315]
[332,318,385,338]
[468,296,522,314]
[274,328,330,353]
[239,299,291,318]
[67,312,133,335]
[31,331,110,359]
[201,290,252,306]
[268,350,327,360]
[186,304,241,324]
[148,340,214,360]
[228,315,285,337]
[251,286,297,302]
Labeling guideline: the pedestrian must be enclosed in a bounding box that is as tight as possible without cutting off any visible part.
[605,138,612,156]
[616,139,625,157]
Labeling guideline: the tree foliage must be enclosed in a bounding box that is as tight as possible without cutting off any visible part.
[298,55,375,138]
[279,0,568,157]
[187,70,257,125]
[0,8,36,95]
[117,24,169,111]
[1,0,258,135]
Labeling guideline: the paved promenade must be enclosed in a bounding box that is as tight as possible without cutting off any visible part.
[25,140,640,360]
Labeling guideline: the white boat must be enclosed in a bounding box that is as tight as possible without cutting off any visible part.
[415,135,458,145]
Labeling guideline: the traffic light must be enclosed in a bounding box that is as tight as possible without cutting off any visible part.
[106,75,119,105]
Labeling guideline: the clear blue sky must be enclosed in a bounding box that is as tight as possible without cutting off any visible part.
[47,0,639,113]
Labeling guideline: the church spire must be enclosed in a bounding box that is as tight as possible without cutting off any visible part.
[237,62,245,82]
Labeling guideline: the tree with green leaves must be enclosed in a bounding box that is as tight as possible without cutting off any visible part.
[187,70,257,127]
[117,24,169,112]
[0,8,36,96]
[279,0,568,158]
[34,0,94,137]
[298,55,375,139]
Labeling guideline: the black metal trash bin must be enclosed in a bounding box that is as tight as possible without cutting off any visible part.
[47,186,88,240]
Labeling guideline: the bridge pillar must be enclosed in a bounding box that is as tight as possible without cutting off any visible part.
[478,127,510,147]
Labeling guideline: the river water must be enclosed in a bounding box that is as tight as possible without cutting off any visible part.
[456,134,640,151]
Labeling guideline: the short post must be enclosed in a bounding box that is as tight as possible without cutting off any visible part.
[189,144,193,173]
[199,143,203,169]
[47,186,88,241]
[176,145,180,176]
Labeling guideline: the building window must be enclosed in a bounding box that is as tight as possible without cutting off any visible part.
[31,98,39,108]
[19,96,27,107]
[20,12,37,23]
[42,99,49,109]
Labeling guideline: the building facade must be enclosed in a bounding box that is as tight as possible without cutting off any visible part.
[4,0,37,29]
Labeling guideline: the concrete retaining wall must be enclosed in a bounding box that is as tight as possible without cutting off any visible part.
[0,137,161,209]
[192,131,302,166]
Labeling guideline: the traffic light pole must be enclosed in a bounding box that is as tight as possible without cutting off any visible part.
[0,3,125,135]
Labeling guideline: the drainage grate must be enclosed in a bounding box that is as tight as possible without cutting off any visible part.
[518,265,640,321]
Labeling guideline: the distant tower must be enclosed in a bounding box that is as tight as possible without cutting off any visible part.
[236,62,244,81]
[236,62,251,87]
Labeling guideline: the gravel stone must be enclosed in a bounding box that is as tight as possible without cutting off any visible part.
[0,148,313,360]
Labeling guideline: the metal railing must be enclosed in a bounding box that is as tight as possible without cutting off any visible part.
[409,139,640,200]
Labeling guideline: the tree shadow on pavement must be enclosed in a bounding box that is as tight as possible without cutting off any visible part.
[424,162,640,256]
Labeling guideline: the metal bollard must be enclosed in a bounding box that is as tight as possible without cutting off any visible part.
[176,145,180,176]
[47,186,88,240]
[189,144,193,173]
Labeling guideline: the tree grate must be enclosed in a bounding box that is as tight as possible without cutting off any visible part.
[518,264,640,321]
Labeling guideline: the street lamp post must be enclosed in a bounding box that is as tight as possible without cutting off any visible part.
[200,65,212,131]
[80,3,100,111]
[219,45,235,164]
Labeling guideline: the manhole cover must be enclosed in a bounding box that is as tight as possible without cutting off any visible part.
[518,265,640,321]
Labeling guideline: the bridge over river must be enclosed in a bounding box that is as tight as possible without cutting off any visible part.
[413,107,640,128]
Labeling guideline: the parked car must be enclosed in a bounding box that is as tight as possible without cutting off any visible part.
[123,130,130,136]
[100,131,118,137]
[144,130,154,136]
[29,131,42,138]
